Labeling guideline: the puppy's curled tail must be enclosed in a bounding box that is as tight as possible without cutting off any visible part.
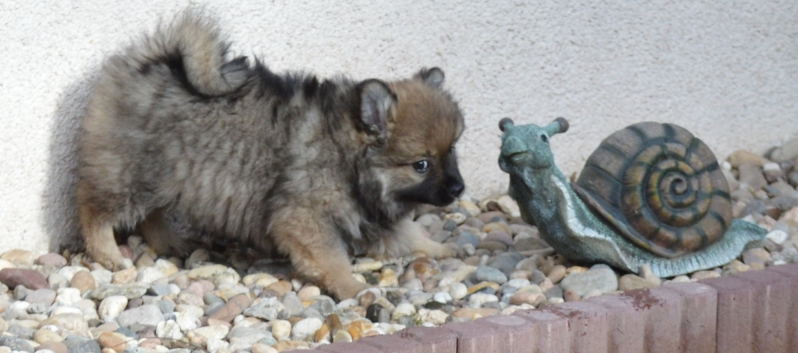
[131,10,250,96]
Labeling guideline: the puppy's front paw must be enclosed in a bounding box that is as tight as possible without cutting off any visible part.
[328,277,370,301]
[89,251,130,271]
[422,241,461,259]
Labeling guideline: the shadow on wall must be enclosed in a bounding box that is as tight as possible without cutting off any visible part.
[43,71,99,253]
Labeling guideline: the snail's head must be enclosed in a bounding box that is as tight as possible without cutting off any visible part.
[498,117,569,173]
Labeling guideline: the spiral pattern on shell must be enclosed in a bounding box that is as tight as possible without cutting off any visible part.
[573,122,732,258]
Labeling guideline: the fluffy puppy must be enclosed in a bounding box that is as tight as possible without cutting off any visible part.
[76,11,465,299]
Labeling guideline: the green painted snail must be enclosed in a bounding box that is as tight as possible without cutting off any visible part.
[498,117,766,277]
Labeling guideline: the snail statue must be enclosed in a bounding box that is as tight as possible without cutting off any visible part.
[498,117,766,277]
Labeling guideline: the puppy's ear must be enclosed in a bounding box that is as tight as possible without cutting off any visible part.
[415,67,445,89]
[358,79,396,144]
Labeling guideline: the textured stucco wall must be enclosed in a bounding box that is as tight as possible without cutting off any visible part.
[1,1,797,254]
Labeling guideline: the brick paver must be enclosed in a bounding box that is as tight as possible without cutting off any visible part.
[733,269,791,353]
[513,309,571,353]
[700,275,755,353]
[659,282,718,353]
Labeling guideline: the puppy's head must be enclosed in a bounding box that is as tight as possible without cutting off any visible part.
[355,68,465,207]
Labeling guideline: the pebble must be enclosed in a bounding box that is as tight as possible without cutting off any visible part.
[742,248,771,267]
[691,270,721,280]
[243,297,284,321]
[472,266,508,284]
[69,271,96,293]
[292,318,323,341]
[0,268,48,290]
[37,253,67,267]
[26,289,56,306]
[560,265,618,297]
[97,332,128,351]
[98,296,128,321]
[618,274,659,291]
[270,319,292,340]
[546,264,567,283]
[1,249,35,266]
[117,305,163,327]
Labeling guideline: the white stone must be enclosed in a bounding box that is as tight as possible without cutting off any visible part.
[51,306,82,317]
[206,338,229,353]
[191,325,229,341]
[156,319,184,340]
[291,317,323,341]
[763,162,781,172]
[57,266,88,281]
[437,275,457,288]
[432,291,452,304]
[416,308,448,325]
[448,282,468,300]
[459,199,481,217]
[91,269,113,285]
[137,267,166,284]
[444,212,467,225]
[0,259,14,271]
[352,261,383,273]
[187,264,233,280]
[242,273,278,287]
[176,304,204,318]
[175,311,201,332]
[468,293,498,308]
[497,195,521,218]
[335,298,359,310]
[767,229,789,244]
[155,259,179,277]
[504,278,531,289]
[98,296,128,321]
[55,288,81,305]
[391,303,416,320]
[270,319,291,340]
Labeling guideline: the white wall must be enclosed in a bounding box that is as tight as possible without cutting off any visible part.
[1,1,796,254]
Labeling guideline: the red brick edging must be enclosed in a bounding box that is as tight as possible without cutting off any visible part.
[288,263,798,353]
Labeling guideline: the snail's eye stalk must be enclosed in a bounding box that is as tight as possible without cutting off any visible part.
[499,117,514,132]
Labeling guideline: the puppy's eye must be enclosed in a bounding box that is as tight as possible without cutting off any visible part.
[412,160,431,173]
[540,134,549,143]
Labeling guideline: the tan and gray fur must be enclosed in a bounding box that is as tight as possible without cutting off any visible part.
[76,11,465,299]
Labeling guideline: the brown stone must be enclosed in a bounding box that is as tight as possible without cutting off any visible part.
[209,293,251,322]
[266,280,293,296]
[112,267,137,284]
[315,323,330,342]
[451,307,500,320]
[0,249,35,266]
[70,271,97,293]
[563,289,580,302]
[38,341,68,353]
[618,274,659,291]
[98,331,130,351]
[728,150,769,167]
[546,264,566,283]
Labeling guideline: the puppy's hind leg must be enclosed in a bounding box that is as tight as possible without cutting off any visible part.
[138,207,191,258]
[270,209,368,300]
[378,218,457,259]
[79,203,130,270]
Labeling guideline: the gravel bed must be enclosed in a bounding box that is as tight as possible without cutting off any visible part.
[1,141,797,353]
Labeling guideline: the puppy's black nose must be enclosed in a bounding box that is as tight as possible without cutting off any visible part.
[449,182,465,197]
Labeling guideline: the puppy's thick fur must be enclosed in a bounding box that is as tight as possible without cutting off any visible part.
[76,12,465,299]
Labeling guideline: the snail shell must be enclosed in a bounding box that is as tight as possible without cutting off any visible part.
[572,122,732,258]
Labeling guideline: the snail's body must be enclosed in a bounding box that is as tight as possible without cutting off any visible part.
[499,118,766,277]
